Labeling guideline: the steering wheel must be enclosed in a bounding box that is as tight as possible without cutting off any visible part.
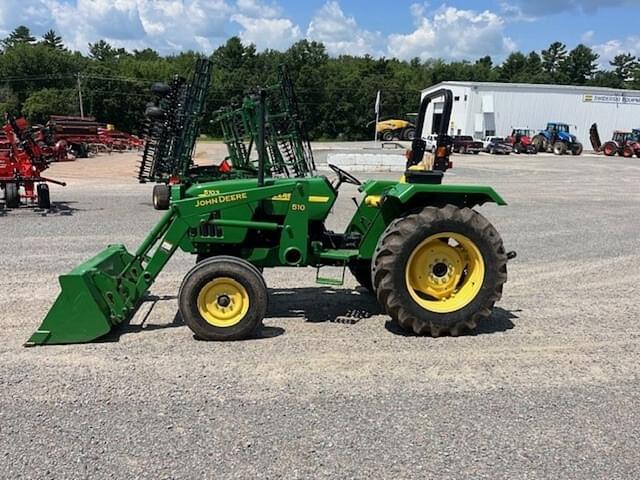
[328,163,361,188]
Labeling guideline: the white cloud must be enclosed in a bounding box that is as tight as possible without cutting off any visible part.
[581,30,595,43]
[387,4,516,61]
[231,14,300,50]
[307,1,382,56]
[591,36,640,68]
[236,0,281,18]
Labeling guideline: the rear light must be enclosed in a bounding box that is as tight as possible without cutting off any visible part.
[448,161,453,169]
[405,150,413,161]
[436,146,447,157]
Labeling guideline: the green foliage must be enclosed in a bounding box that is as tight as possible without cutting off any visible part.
[22,88,77,123]
[1,26,36,50]
[0,31,638,139]
[42,30,64,50]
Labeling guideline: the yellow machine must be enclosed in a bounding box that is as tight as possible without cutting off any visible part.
[376,118,416,141]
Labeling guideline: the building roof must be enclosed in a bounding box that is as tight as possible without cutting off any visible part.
[421,81,640,95]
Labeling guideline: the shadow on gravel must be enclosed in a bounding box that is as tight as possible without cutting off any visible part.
[0,201,82,216]
[384,307,519,338]
[267,287,382,324]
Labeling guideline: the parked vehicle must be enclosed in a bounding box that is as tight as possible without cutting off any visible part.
[506,128,537,154]
[376,117,416,141]
[452,135,483,154]
[602,130,640,158]
[424,134,438,152]
[532,123,583,155]
[483,137,512,154]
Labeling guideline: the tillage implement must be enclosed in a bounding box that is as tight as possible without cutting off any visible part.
[27,89,514,346]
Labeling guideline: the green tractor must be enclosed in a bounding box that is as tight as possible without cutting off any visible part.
[26,89,514,345]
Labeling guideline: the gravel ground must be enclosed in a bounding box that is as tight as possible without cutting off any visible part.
[1,146,639,479]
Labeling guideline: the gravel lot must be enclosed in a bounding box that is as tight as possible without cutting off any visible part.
[1,145,639,479]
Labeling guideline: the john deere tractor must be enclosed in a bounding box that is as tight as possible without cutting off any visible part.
[26,89,514,346]
[532,122,583,155]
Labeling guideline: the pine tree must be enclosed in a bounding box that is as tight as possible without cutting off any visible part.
[42,30,64,50]
[1,25,36,50]
[610,53,638,82]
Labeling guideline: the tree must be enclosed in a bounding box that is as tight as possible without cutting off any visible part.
[22,88,76,123]
[610,53,638,82]
[499,52,528,82]
[561,44,599,84]
[41,30,64,50]
[541,42,567,79]
[2,25,36,50]
[88,40,128,61]
[0,86,20,115]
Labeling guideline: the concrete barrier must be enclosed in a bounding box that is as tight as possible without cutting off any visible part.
[326,153,406,172]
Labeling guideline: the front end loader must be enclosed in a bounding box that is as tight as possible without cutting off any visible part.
[27,88,514,346]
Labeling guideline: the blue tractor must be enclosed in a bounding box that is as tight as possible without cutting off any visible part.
[532,123,583,155]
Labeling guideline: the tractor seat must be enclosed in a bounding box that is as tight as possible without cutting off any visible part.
[403,170,443,185]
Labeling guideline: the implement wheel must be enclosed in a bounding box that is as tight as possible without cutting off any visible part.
[5,182,19,208]
[372,205,507,336]
[348,260,374,293]
[37,183,51,209]
[152,184,170,210]
[179,256,268,341]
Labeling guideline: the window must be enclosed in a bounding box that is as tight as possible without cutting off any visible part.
[454,96,460,101]
[485,130,496,136]
[464,95,468,101]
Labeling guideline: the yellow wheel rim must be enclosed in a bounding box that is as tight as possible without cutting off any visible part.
[405,232,485,314]
[196,277,250,327]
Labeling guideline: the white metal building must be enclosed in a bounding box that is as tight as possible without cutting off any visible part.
[420,81,640,147]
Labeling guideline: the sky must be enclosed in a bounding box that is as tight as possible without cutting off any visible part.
[1,0,639,67]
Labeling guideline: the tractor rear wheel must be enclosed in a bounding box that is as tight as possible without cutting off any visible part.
[382,131,394,142]
[37,183,51,209]
[532,135,547,152]
[622,145,633,158]
[5,182,19,208]
[403,128,416,141]
[179,256,268,341]
[348,261,374,293]
[553,142,567,155]
[152,184,170,210]
[372,205,507,336]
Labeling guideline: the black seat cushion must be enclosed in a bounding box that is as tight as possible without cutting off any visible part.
[404,170,444,184]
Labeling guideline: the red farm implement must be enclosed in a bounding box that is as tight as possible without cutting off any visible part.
[0,116,66,209]
[46,115,100,158]
[98,127,144,151]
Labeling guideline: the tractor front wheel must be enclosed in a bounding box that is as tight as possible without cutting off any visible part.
[382,131,394,142]
[179,256,268,341]
[5,182,19,208]
[553,142,567,155]
[622,145,633,158]
[152,184,171,210]
[372,205,507,336]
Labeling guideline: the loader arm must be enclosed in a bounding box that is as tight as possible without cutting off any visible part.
[26,182,310,346]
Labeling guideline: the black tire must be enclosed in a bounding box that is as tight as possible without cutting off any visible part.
[403,128,416,141]
[179,256,268,341]
[513,144,521,154]
[489,147,495,155]
[571,143,583,156]
[152,184,171,210]
[382,131,394,142]
[372,205,508,337]
[36,183,51,209]
[553,141,567,155]
[348,261,374,293]
[472,150,479,155]
[5,182,19,208]
[460,146,467,154]
[532,135,547,152]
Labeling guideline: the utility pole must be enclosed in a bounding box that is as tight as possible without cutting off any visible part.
[77,73,84,118]
[374,90,381,146]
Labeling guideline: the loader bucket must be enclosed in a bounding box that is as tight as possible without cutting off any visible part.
[26,245,143,346]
